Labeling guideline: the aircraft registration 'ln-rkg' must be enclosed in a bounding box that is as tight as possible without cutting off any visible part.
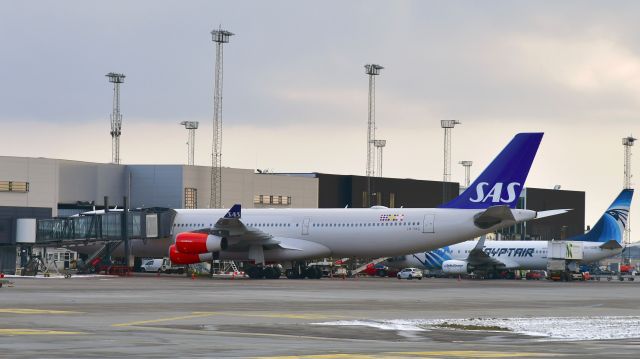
[155,132,566,279]
[387,189,634,275]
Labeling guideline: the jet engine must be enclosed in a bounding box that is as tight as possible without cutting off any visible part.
[169,244,213,265]
[442,260,469,274]
[175,232,228,254]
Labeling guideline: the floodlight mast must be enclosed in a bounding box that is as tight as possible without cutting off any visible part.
[374,140,386,177]
[459,160,473,188]
[623,136,636,264]
[210,27,234,208]
[365,64,383,207]
[180,121,199,166]
[441,120,461,183]
[106,72,125,164]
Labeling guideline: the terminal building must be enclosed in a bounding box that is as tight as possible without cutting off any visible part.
[0,156,585,273]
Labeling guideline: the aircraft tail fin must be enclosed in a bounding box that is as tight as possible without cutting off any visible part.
[224,204,242,219]
[439,133,543,209]
[569,189,633,243]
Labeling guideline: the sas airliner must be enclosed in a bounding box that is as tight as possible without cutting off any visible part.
[78,133,561,279]
[386,189,633,276]
[154,132,569,279]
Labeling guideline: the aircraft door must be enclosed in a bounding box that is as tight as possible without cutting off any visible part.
[302,218,310,235]
[422,214,435,233]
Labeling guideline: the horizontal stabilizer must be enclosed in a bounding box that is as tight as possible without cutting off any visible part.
[600,240,623,250]
[536,209,571,219]
[474,205,515,229]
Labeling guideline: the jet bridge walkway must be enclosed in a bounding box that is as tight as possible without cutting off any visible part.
[34,208,176,246]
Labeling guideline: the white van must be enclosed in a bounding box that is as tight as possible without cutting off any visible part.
[140,259,163,272]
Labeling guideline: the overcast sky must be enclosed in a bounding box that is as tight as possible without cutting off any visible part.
[1,1,639,238]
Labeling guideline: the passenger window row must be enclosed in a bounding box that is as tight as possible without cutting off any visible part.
[246,223,294,228]
[173,221,420,229]
[312,222,419,227]
[173,223,212,227]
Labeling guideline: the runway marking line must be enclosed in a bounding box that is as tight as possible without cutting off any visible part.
[0,308,84,315]
[0,329,86,336]
[193,311,344,320]
[112,311,344,327]
[255,351,560,359]
[112,313,220,327]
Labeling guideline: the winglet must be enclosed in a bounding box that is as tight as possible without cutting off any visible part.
[224,204,242,219]
[474,236,486,250]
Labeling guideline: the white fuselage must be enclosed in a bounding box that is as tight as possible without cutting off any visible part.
[390,240,623,271]
[92,207,537,261]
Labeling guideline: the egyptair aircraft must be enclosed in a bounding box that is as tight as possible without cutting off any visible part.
[162,132,564,279]
[387,189,633,276]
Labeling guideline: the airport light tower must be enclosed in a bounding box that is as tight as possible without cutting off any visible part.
[209,27,234,208]
[441,120,461,183]
[180,121,199,166]
[623,135,636,258]
[106,72,125,164]
[373,139,386,177]
[459,160,473,188]
[365,64,383,206]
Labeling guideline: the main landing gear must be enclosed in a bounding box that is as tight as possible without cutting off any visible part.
[285,263,322,279]
[246,263,322,279]
[246,266,282,279]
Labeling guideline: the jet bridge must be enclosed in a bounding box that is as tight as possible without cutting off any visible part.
[14,208,176,275]
[32,208,176,246]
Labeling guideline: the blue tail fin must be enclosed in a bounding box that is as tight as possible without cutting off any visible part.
[568,189,633,243]
[224,204,242,218]
[439,133,543,209]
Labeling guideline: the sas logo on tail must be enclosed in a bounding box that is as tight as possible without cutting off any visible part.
[469,182,520,203]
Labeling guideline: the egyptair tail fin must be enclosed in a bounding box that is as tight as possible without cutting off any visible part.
[439,133,543,209]
[568,189,633,243]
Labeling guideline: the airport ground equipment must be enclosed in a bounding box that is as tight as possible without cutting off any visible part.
[547,241,585,281]
[352,257,388,276]
[19,255,70,277]
[160,257,185,274]
[0,273,10,288]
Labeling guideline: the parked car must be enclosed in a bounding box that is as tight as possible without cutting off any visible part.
[525,270,546,280]
[140,259,163,272]
[397,268,423,280]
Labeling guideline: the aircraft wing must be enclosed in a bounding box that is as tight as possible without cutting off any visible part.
[203,204,301,255]
[465,236,512,269]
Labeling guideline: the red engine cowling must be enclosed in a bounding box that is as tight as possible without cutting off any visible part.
[175,232,227,254]
[169,244,209,265]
